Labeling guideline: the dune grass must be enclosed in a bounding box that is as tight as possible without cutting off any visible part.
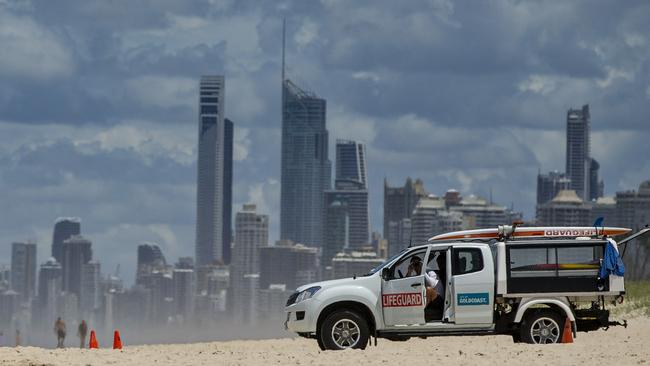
[611,281,650,317]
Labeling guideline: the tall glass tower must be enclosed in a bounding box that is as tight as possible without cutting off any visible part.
[280,79,331,247]
[566,104,590,200]
[195,75,226,265]
[335,139,367,188]
[52,217,81,263]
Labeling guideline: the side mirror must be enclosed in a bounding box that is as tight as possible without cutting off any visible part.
[381,267,391,281]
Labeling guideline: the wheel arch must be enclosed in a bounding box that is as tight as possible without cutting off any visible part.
[316,301,377,335]
[514,298,575,324]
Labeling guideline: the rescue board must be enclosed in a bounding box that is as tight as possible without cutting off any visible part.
[428,226,632,242]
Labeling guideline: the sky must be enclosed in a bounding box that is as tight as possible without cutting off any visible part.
[0,0,649,284]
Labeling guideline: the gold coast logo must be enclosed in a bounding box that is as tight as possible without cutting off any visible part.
[382,293,423,307]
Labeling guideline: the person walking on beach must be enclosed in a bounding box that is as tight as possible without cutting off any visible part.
[54,317,66,348]
[78,320,88,348]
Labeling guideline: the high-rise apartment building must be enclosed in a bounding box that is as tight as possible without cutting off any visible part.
[136,243,167,285]
[80,261,101,318]
[196,75,226,266]
[449,195,521,228]
[322,140,369,265]
[566,105,591,200]
[10,242,37,301]
[51,217,80,264]
[537,171,572,205]
[231,204,268,323]
[172,267,194,322]
[335,139,367,188]
[589,158,604,201]
[615,181,650,230]
[37,258,62,327]
[61,235,92,298]
[259,242,318,291]
[410,195,448,245]
[223,118,234,264]
[387,218,412,257]
[384,178,427,256]
[536,190,591,226]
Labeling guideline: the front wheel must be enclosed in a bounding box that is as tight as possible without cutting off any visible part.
[319,310,369,350]
[520,309,563,344]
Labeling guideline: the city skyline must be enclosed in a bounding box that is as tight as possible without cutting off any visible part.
[1,1,650,285]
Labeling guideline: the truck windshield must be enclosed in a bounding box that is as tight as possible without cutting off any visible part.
[364,251,405,276]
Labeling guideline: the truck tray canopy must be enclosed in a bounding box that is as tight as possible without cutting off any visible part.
[505,239,607,293]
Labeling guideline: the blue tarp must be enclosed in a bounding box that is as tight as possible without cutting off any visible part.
[599,239,625,279]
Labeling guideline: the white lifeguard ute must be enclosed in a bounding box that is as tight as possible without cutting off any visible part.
[284,225,650,350]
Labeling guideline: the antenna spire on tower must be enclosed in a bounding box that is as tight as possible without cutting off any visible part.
[282,18,286,84]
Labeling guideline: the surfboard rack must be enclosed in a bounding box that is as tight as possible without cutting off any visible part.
[429,225,632,243]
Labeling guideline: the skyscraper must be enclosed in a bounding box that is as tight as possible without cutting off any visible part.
[37,258,62,327]
[51,217,80,264]
[536,190,591,226]
[80,261,100,317]
[280,25,331,247]
[10,242,37,300]
[136,242,167,285]
[196,75,226,266]
[589,158,604,201]
[566,105,591,200]
[322,140,369,265]
[383,178,427,255]
[335,139,367,188]
[537,171,572,205]
[223,118,234,264]
[231,204,268,323]
[61,235,92,298]
[615,180,650,229]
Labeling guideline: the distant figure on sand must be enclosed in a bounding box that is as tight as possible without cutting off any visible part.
[54,318,66,348]
[78,320,88,348]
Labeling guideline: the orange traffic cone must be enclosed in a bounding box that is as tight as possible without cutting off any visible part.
[89,330,99,349]
[561,318,573,343]
[113,330,122,350]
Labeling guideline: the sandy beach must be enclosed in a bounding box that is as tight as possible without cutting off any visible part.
[0,316,647,366]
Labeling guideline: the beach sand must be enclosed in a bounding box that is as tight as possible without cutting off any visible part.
[1,316,647,366]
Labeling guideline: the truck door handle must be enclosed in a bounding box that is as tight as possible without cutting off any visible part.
[411,283,421,288]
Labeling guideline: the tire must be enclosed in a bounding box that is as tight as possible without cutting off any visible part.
[520,309,564,344]
[319,310,370,350]
[316,332,326,351]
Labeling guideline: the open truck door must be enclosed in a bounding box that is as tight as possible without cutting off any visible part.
[448,245,494,325]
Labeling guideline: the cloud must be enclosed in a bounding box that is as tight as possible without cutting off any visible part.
[125,76,196,109]
[0,10,74,80]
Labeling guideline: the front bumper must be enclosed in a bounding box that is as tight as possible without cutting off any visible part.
[284,299,319,333]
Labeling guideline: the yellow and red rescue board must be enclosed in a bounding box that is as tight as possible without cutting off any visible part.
[428,226,631,242]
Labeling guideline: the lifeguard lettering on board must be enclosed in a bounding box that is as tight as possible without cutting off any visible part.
[382,293,423,307]
[544,229,596,237]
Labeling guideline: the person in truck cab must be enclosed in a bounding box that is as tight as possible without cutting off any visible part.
[406,254,444,307]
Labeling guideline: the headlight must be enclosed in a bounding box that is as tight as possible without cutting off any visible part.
[295,286,321,303]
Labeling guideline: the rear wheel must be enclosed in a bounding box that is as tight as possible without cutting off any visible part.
[319,310,369,350]
[520,309,563,344]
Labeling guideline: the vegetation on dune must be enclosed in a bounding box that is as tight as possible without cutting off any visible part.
[611,281,650,317]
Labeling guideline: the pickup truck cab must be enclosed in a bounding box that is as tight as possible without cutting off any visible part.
[284,225,648,350]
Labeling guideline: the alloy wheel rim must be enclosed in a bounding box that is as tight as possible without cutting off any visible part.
[530,317,560,344]
[331,319,360,348]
